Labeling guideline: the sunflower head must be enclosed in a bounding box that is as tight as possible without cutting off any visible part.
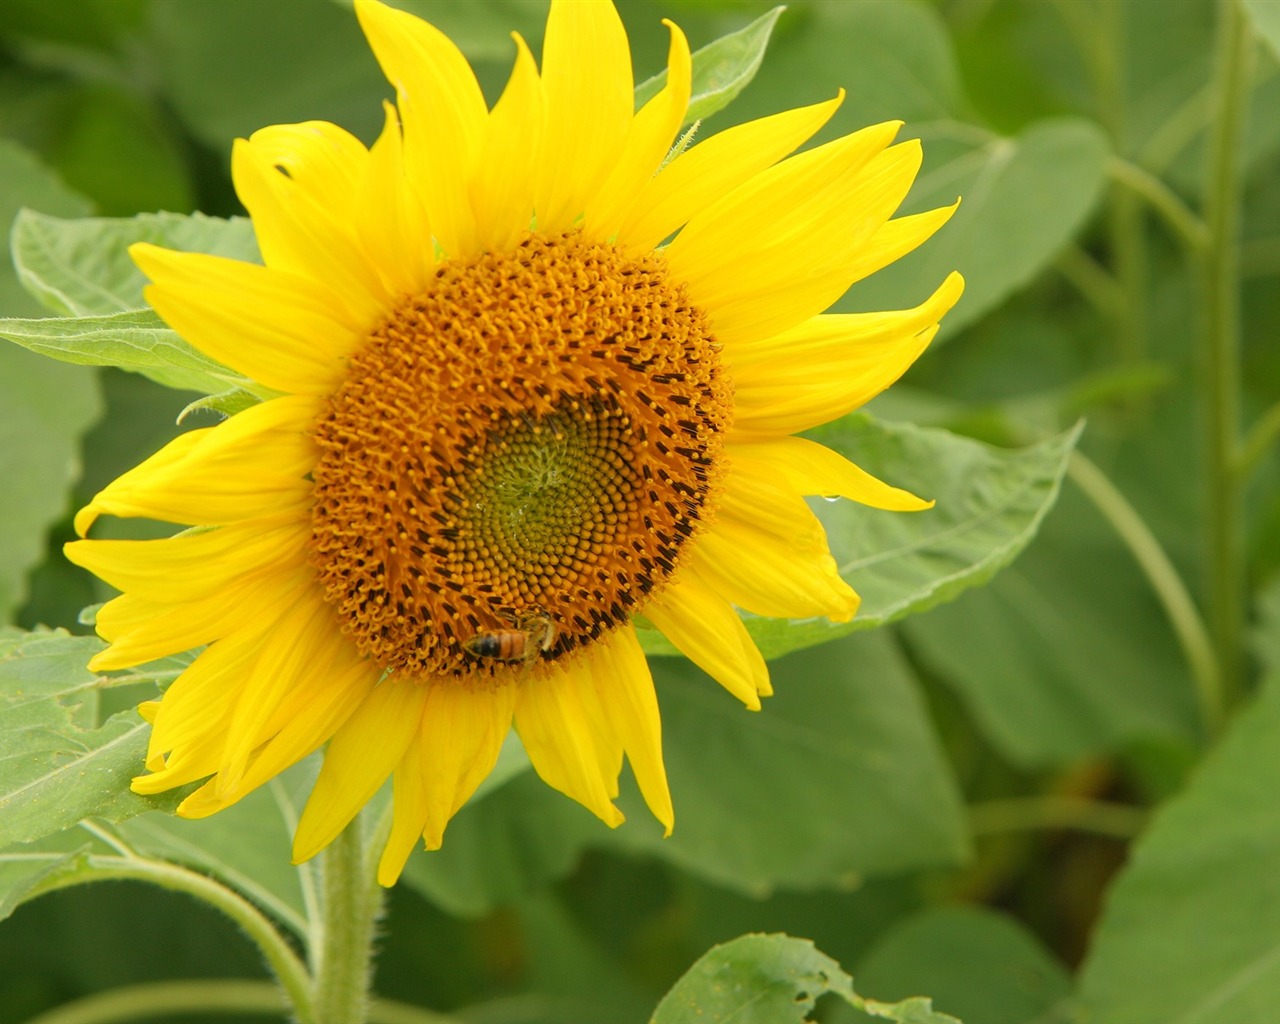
[65,0,962,886]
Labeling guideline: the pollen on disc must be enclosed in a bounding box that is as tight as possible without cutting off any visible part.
[308,233,732,683]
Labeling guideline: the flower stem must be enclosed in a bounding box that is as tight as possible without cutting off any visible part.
[313,815,384,1024]
[28,855,315,1023]
[1068,452,1224,737]
[1201,0,1254,710]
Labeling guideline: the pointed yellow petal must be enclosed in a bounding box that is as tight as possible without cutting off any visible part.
[230,124,386,322]
[358,102,436,298]
[692,462,859,622]
[644,569,768,710]
[588,626,672,834]
[378,733,429,887]
[65,514,308,603]
[669,130,927,349]
[293,680,428,863]
[179,651,380,819]
[616,95,843,254]
[471,35,543,254]
[584,20,691,241]
[514,653,625,829]
[356,0,487,260]
[74,396,319,531]
[534,0,633,234]
[846,201,961,287]
[419,681,518,849]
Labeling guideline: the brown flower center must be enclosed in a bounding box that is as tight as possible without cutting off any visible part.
[308,233,731,683]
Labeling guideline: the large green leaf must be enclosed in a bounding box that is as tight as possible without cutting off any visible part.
[1077,671,1280,1022]
[0,139,92,319]
[0,308,254,397]
[607,630,968,894]
[651,933,961,1024]
[901,480,1201,767]
[0,631,181,846]
[634,6,784,125]
[12,209,258,317]
[0,345,101,623]
[642,416,1080,661]
[853,907,1072,1024]
[6,210,261,398]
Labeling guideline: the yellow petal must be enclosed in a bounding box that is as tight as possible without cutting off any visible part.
[230,123,386,323]
[471,34,543,254]
[644,568,768,709]
[292,679,428,863]
[419,681,518,849]
[356,0,487,260]
[846,201,961,287]
[616,94,843,255]
[65,514,308,603]
[514,650,625,829]
[588,626,672,835]
[583,20,691,241]
[178,649,380,819]
[74,395,319,533]
[728,272,963,434]
[692,461,859,622]
[377,733,430,887]
[534,0,633,234]
[358,102,436,297]
[728,437,932,512]
[670,132,927,349]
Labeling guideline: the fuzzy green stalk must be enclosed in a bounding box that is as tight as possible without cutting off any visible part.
[1201,0,1253,708]
[312,813,385,1024]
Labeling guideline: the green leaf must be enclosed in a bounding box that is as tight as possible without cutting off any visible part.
[0,139,92,319]
[642,416,1080,662]
[12,209,258,317]
[847,119,1111,338]
[651,933,962,1024]
[1244,1,1280,66]
[0,630,181,846]
[607,630,968,894]
[1077,675,1280,1024]
[634,7,784,125]
[853,907,1072,1024]
[0,844,91,924]
[0,308,254,396]
[0,345,102,622]
[901,480,1201,767]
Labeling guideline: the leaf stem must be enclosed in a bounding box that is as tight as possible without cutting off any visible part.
[1201,0,1254,709]
[27,855,315,1024]
[1108,157,1209,254]
[313,815,384,1024]
[1068,451,1224,737]
[968,796,1147,840]
[21,980,462,1024]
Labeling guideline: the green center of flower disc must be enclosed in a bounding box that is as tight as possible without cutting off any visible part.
[308,233,732,683]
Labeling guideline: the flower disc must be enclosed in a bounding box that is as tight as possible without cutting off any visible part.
[308,233,732,681]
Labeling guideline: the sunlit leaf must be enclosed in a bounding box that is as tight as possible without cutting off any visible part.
[634,6,784,124]
[1078,674,1280,1023]
[651,933,962,1024]
[0,631,181,846]
[0,308,252,397]
[12,209,258,317]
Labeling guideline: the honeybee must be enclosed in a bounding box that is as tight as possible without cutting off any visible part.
[463,612,557,664]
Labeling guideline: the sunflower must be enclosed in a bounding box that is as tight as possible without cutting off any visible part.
[66,0,963,886]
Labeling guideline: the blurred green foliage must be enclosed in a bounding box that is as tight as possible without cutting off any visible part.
[2,1,1280,1022]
